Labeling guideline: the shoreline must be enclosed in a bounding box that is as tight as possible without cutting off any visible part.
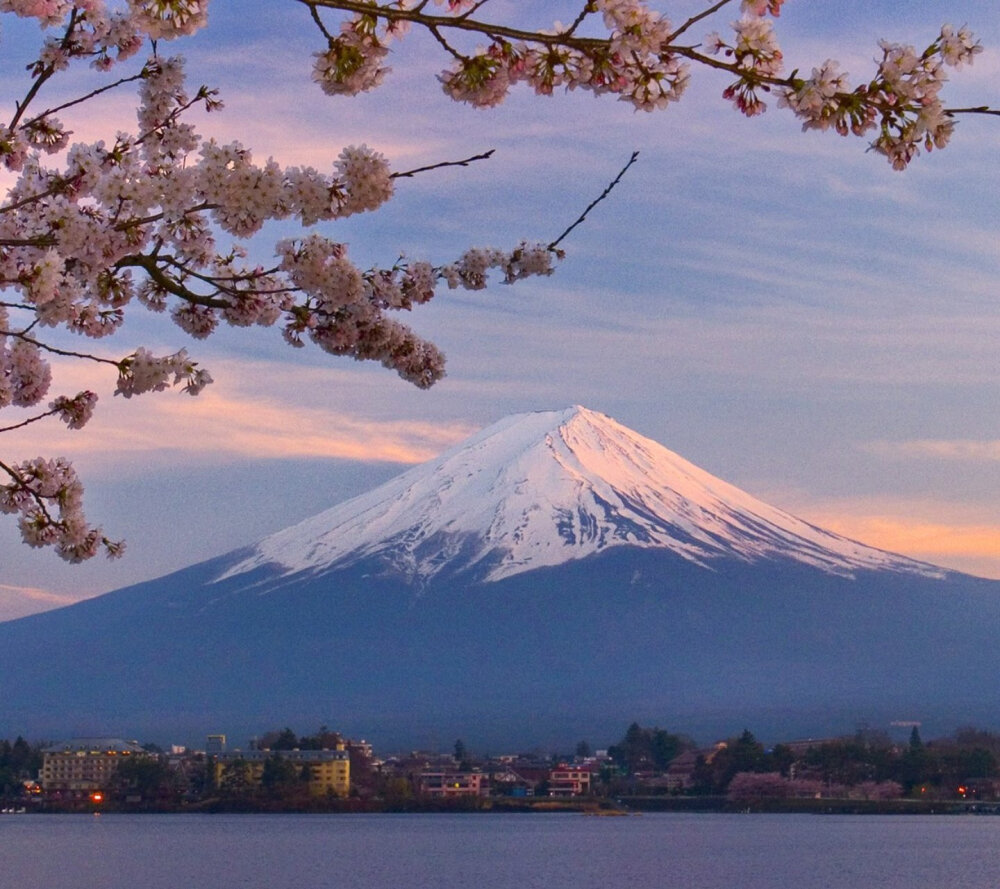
[13,796,1000,816]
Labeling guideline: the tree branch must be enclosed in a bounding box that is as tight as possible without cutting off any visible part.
[23,71,147,130]
[391,148,495,178]
[1,329,122,367]
[668,0,737,42]
[0,406,61,434]
[116,254,231,309]
[548,151,639,251]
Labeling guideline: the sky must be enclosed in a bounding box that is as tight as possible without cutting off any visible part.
[1,0,999,620]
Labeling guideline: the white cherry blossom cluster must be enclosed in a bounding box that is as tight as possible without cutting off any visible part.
[1,338,52,408]
[711,15,784,116]
[434,0,691,113]
[0,455,122,562]
[128,0,208,41]
[311,12,391,97]
[114,347,212,398]
[779,25,983,169]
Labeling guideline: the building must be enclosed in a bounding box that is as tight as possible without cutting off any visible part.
[418,771,488,797]
[40,738,147,794]
[215,745,350,797]
[548,766,592,797]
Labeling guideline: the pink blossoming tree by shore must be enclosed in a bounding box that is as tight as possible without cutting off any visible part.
[0,0,994,562]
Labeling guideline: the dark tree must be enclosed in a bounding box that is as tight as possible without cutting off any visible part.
[219,758,253,797]
[272,728,299,751]
[260,754,302,798]
[112,756,182,805]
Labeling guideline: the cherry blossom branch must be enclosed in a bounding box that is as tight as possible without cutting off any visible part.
[0,0,994,565]
[301,0,993,166]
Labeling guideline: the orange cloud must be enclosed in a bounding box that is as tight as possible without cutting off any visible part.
[795,507,1000,581]
[4,357,475,471]
[0,583,88,621]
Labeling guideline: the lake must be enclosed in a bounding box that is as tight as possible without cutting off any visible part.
[3,812,1000,888]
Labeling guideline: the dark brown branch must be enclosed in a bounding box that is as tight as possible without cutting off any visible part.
[301,0,609,50]
[297,1,817,95]
[116,254,230,309]
[114,201,214,232]
[0,236,57,247]
[0,179,75,215]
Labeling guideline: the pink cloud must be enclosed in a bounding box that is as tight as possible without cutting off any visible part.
[4,357,475,472]
[788,498,1000,580]
[0,583,87,622]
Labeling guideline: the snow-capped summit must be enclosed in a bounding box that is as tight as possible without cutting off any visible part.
[220,405,943,585]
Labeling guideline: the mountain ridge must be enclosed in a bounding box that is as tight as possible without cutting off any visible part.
[0,405,994,749]
[218,405,945,588]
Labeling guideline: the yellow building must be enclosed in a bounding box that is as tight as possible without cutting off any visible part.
[40,738,147,794]
[215,744,350,797]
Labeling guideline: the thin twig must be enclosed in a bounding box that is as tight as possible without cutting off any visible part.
[945,106,1000,117]
[9,9,82,130]
[392,148,495,178]
[1,329,121,366]
[0,407,60,434]
[668,0,736,42]
[564,3,593,38]
[548,151,639,251]
[24,72,147,129]
[426,23,467,62]
[308,2,335,41]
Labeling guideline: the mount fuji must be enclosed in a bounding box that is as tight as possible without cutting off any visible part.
[2,406,998,748]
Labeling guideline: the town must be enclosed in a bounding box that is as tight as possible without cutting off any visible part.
[4,721,1000,815]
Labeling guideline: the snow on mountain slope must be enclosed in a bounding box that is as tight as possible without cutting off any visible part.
[218,406,946,585]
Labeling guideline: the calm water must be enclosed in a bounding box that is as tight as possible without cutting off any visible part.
[3,812,1000,888]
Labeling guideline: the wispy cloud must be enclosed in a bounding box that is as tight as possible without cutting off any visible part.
[865,440,1000,461]
[4,358,476,473]
[0,583,86,622]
